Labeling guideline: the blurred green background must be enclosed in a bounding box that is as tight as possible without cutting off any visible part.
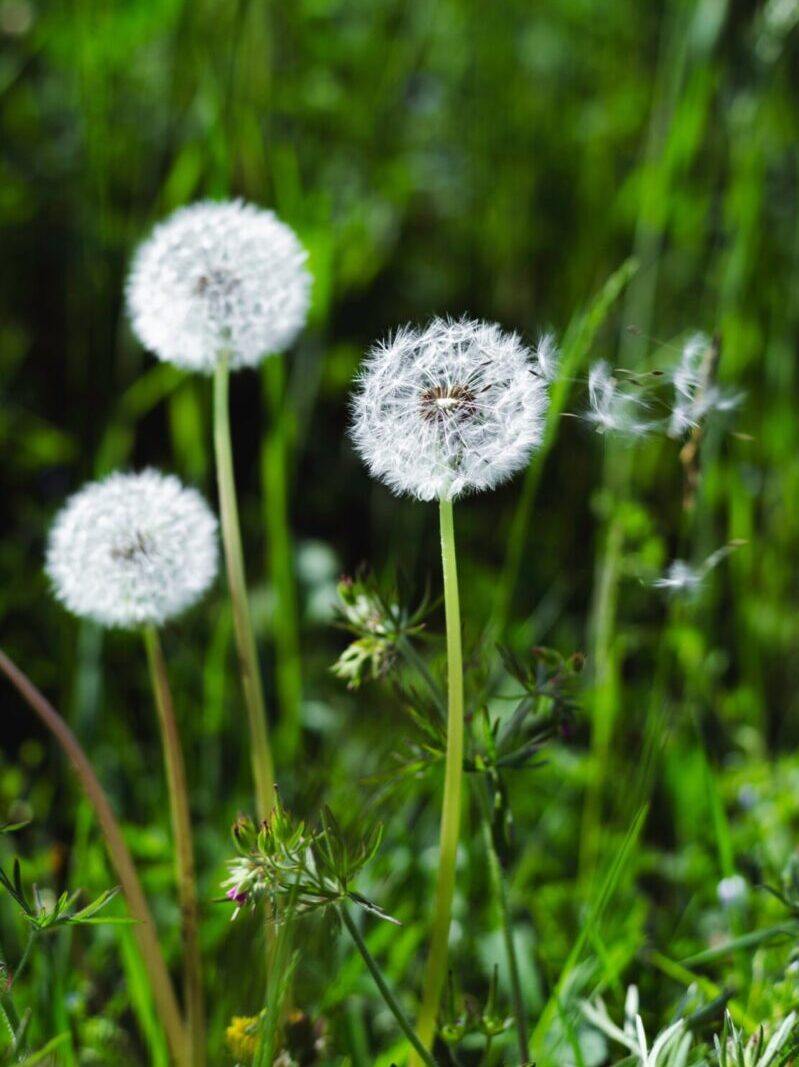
[2,0,799,1063]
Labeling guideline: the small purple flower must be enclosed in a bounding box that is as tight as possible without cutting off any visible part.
[227,886,248,905]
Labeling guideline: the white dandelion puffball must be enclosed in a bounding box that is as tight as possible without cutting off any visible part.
[46,470,219,628]
[350,318,554,501]
[126,200,311,373]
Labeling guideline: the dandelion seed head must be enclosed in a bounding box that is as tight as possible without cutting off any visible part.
[126,200,311,373]
[350,317,552,501]
[46,470,218,629]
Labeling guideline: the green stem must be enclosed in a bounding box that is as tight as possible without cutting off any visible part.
[412,498,465,1062]
[143,627,206,1067]
[475,785,528,1063]
[341,908,438,1067]
[262,357,303,759]
[395,638,527,1057]
[0,649,188,1067]
[12,931,37,991]
[213,354,276,819]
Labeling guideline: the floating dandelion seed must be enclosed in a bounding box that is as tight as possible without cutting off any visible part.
[667,332,742,438]
[350,317,553,501]
[651,541,745,596]
[585,360,655,437]
[126,199,311,373]
[46,470,218,628]
[583,333,743,441]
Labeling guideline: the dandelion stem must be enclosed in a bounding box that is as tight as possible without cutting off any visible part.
[395,637,528,1061]
[262,357,303,759]
[0,649,188,1067]
[143,627,206,1067]
[412,498,464,1062]
[213,353,276,819]
[340,907,438,1067]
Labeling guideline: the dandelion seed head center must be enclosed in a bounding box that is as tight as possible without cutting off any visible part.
[192,266,241,302]
[419,383,479,423]
[109,528,154,564]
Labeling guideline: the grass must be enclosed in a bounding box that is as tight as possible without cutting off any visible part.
[1,0,799,1064]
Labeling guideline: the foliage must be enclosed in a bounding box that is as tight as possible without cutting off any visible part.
[1,0,799,1064]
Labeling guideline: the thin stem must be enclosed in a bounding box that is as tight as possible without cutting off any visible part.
[262,357,303,759]
[143,627,206,1067]
[396,606,528,1060]
[213,354,276,819]
[340,908,438,1067]
[11,931,37,991]
[412,498,465,1062]
[0,649,187,1067]
[475,786,529,1063]
[397,636,445,720]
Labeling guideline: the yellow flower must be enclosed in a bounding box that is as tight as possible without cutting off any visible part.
[225,1014,261,1062]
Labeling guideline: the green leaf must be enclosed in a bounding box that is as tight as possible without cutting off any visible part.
[0,822,29,836]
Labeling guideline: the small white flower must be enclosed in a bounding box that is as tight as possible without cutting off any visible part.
[46,470,218,629]
[350,317,553,501]
[126,199,311,373]
[717,874,748,907]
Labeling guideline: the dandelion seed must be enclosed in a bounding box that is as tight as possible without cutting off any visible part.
[585,360,655,437]
[45,470,218,629]
[667,333,742,438]
[534,332,559,382]
[126,199,311,373]
[350,317,553,501]
[651,541,744,596]
[652,560,704,593]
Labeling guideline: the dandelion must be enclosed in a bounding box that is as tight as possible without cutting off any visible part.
[350,317,553,502]
[126,199,311,818]
[126,200,311,374]
[46,468,216,1066]
[351,317,554,1063]
[225,1014,263,1063]
[46,469,218,629]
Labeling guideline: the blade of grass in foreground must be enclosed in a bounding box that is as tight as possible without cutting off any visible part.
[493,257,638,636]
[0,650,187,1067]
[529,804,648,1063]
